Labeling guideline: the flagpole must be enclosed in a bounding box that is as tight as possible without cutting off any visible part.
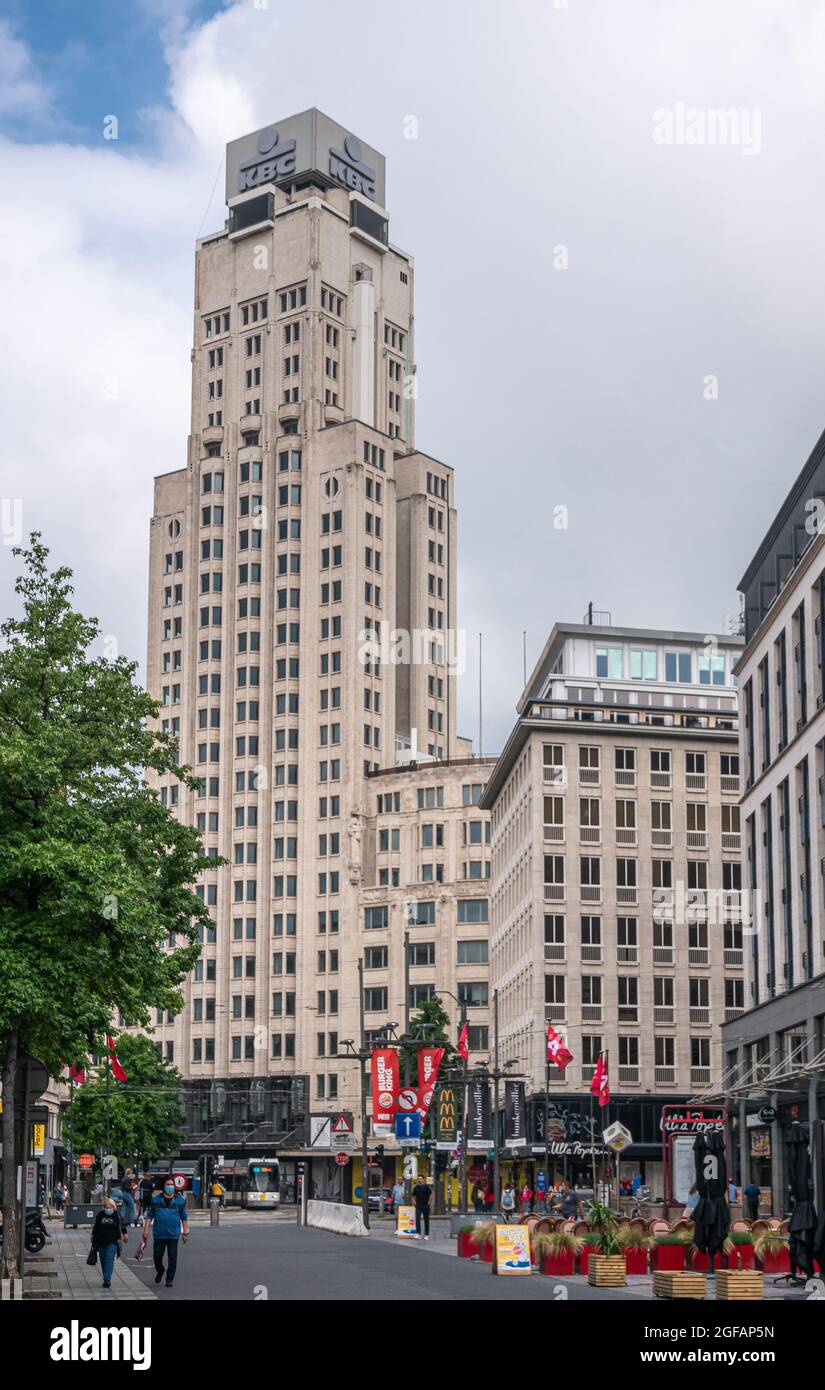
[544,1047,550,1212]
[590,1057,598,1196]
[105,1047,111,1197]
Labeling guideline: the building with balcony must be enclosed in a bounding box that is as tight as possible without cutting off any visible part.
[480,620,744,1192]
[721,427,825,1211]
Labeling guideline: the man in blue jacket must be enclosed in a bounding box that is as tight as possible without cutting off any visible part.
[142,1179,190,1287]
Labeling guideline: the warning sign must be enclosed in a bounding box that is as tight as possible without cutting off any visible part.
[331,1114,353,1150]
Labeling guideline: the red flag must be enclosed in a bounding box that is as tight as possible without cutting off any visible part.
[69,1063,86,1086]
[107,1035,128,1083]
[591,1053,610,1108]
[457,1022,469,1061]
[546,1023,573,1071]
[370,1048,399,1127]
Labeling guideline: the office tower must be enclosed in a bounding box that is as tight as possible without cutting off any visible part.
[145,111,489,1189]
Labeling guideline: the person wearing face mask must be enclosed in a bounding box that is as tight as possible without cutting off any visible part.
[142,1178,190,1288]
[90,1197,123,1289]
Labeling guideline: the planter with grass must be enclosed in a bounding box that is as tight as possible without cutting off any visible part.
[584,1201,627,1288]
[457,1222,483,1258]
[533,1229,584,1277]
[754,1231,790,1275]
[652,1233,689,1271]
[467,1220,497,1264]
[617,1223,653,1275]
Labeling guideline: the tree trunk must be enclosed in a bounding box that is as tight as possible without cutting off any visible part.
[1,1030,19,1279]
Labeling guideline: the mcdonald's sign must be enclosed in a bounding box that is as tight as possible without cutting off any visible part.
[437,1086,457,1149]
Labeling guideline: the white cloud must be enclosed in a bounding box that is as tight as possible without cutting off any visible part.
[0,18,53,118]
[2,0,825,753]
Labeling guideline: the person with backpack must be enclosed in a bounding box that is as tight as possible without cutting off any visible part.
[142,1179,190,1288]
[501,1185,517,1222]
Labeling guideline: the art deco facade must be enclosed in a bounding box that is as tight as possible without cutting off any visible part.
[721,428,825,1210]
[481,623,745,1187]
[144,111,490,1166]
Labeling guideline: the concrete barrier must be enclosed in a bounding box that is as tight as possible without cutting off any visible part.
[306,1199,369,1237]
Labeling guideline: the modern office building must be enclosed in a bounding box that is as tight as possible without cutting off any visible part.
[144,110,491,1190]
[721,429,825,1211]
[480,620,744,1193]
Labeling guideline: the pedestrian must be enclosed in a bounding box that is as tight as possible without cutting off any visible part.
[112,1178,138,1228]
[484,1184,495,1213]
[138,1171,155,1220]
[520,1182,533,1217]
[554,1181,583,1220]
[52,1181,65,1212]
[90,1197,123,1289]
[143,1179,189,1288]
[210,1178,225,1208]
[412,1175,432,1241]
[501,1185,516,1222]
[472,1181,486,1214]
[391,1178,405,1211]
[743,1179,761,1222]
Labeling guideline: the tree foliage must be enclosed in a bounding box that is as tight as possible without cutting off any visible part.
[0,536,213,1272]
[67,1034,185,1164]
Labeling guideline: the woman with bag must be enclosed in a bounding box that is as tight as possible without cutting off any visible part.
[89,1197,123,1288]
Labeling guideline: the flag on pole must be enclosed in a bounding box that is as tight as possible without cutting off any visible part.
[457,1022,469,1061]
[546,1023,573,1071]
[590,1052,610,1107]
[106,1035,128,1083]
[69,1063,86,1085]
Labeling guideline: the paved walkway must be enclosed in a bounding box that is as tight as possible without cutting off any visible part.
[25,1218,156,1302]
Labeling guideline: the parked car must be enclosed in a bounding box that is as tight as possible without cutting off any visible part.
[367,1188,395,1212]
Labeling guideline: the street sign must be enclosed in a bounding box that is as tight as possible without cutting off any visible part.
[335,1152,349,1167]
[32,1124,45,1156]
[101,1156,118,1181]
[309,1115,332,1148]
[403,1154,418,1179]
[172,1173,187,1190]
[759,1106,777,1125]
[14,1057,49,1103]
[331,1114,353,1150]
[78,1153,94,1169]
[396,1089,418,1112]
[395,1112,421,1145]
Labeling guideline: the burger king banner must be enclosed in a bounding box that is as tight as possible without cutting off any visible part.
[416,1047,445,1119]
[371,1048,400,1127]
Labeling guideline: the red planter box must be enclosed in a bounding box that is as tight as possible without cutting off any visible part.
[759,1249,790,1274]
[653,1244,686,1271]
[481,1241,494,1264]
[690,1250,723,1273]
[578,1244,598,1274]
[540,1251,576,1277]
[730,1244,755,1270]
[457,1233,476,1258]
[623,1247,648,1275]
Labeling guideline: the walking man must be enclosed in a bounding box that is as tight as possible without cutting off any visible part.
[143,1179,189,1288]
[412,1175,432,1241]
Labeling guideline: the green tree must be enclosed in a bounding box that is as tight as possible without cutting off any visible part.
[0,537,213,1276]
[409,995,456,1057]
[67,1034,185,1166]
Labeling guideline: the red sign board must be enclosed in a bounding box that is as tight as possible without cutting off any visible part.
[370,1048,399,1128]
[78,1153,94,1169]
[335,1152,350,1167]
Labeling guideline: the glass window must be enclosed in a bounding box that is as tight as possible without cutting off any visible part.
[595,646,623,679]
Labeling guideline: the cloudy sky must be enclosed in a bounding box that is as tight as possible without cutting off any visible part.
[1,0,824,755]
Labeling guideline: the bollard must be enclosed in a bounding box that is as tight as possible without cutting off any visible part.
[210,1198,220,1227]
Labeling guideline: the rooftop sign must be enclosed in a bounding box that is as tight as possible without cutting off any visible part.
[226,108,385,207]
